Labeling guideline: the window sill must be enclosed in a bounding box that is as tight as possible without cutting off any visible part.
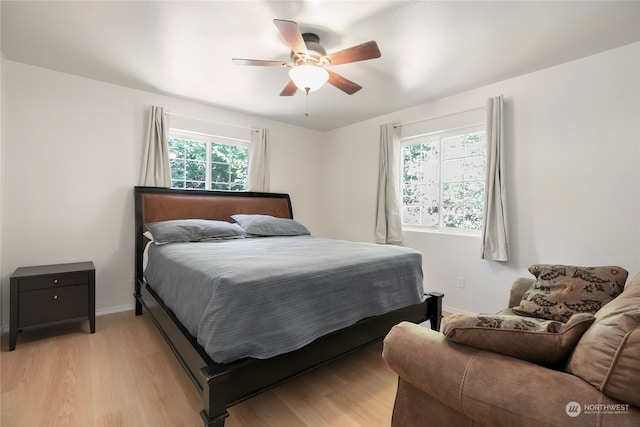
[402,226,481,238]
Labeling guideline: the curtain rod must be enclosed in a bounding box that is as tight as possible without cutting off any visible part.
[164,111,258,132]
[393,105,486,128]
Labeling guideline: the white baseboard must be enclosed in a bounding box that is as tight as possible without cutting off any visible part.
[96,303,136,316]
[1,303,137,333]
[442,305,471,315]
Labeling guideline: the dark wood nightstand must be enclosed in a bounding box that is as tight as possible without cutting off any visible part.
[9,261,95,350]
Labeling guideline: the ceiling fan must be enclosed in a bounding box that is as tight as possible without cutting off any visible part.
[232,19,381,96]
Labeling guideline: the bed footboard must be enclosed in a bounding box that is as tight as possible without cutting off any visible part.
[426,291,444,331]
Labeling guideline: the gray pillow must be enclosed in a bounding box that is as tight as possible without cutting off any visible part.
[146,219,245,244]
[231,214,310,236]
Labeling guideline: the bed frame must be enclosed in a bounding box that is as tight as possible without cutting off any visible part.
[134,186,444,426]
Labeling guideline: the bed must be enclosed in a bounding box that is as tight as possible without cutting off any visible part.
[134,186,444,426]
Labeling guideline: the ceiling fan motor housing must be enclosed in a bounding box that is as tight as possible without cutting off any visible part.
[292,33,329,66]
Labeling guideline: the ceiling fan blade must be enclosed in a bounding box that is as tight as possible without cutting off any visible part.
[273,19,308,56]
[280,80,298,96]
[327,70,362,95]
[232,58,290,67]
[326,41,381,65]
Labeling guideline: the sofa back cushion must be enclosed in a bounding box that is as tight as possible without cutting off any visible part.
[566,273,640,407]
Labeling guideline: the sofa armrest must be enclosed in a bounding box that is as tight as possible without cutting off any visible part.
[508,277,534,307]
[382,322,638,427]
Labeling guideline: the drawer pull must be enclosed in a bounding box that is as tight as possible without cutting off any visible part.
[53,279,58,284]
[53,295,58,300]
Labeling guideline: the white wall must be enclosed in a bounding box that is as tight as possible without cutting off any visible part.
[322,42,640,314]
[1,61,325,324]
[0,4,4,324]
[2,42,639,321]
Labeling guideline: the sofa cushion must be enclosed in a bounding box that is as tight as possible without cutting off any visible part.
[442,312,595,365]
[512,265,627,322]
[566,273,640,407]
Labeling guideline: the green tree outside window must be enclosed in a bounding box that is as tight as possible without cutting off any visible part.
[402,129,486,230]
[168,133,248,190]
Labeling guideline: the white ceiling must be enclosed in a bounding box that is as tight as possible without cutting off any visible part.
[2,1,639,131]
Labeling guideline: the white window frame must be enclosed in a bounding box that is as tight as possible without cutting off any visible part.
[401,123,486,235]
[168,128,250,191]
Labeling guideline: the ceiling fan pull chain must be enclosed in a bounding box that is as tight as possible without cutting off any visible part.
[305,88,310,117]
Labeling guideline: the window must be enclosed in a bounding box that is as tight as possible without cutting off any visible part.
[168,130,249,190]
[402,125,486,231]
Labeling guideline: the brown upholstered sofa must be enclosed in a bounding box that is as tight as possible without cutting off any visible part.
[382,272,640,427]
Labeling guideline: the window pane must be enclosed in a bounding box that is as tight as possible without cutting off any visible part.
[464,156,485,181]
[168,138,186,157]
[443,135,465,160]
[211,162,230,183]
[170,159,185,181]
[465,180,485,205]
[464,205,484,229]
[403,184,421,206]
[186,161,206,182]
[422,204,439,226]
[229,144,249,161]
[211,143,229,163]
[442,205,464,228]
[230,165,247,185]
[423,183,439,207]
[403,163,421,184]
[402,206,421,225]
[465,132,486,156]
[442,182,465,207]
[442,158,464,182]
[185,141,206,160]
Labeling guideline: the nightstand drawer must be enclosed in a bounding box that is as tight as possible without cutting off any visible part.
[18,285,89,327]
[18,272,89,292]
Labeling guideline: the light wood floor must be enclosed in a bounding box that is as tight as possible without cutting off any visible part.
[1,311,400,427]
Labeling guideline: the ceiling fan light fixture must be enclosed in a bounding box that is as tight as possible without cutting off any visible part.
[288,64,329,92]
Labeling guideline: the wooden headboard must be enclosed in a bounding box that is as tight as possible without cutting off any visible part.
[134,186,293,283]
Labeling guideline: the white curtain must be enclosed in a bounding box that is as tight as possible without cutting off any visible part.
[375,123,403,245]
[139,105,171,187]
[481,96,510,261]
[247,128,270,192]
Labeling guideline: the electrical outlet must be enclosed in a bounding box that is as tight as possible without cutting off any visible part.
[457,276,465,289]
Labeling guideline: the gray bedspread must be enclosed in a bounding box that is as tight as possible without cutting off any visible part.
[144,236,424,363]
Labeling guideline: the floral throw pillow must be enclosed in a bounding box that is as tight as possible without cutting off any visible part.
[512,265,628,322]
